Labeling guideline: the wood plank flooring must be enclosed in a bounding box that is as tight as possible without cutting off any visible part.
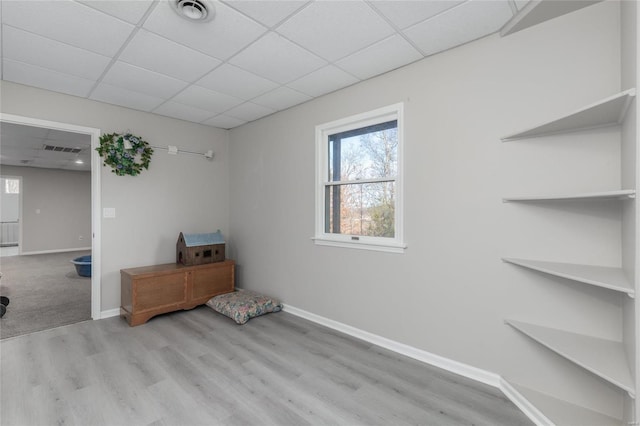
[0,307,533,426]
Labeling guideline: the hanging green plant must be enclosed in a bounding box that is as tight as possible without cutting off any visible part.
[96,132,153,176]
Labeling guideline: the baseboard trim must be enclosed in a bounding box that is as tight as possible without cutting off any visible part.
[499,378,553,426]
[282,304,501,388]
[99,308,120,319]
[21,247,91,256]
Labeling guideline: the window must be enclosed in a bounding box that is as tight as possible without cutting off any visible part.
[4,179,19,194]
[315,103,405,253]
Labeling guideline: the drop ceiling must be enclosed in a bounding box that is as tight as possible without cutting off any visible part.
[0,122,92,171]
[0,0,527,171]
[0,0,527,131]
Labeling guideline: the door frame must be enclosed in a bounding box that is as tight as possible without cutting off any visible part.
[0,113,102,320]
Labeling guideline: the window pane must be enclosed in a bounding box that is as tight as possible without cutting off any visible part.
[4,179,19,194]
[328,121,397,182]
[325,182,395,237]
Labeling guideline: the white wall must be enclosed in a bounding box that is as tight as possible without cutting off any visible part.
[229,1,623,411]
[0,81,230,311]
[1,166,90,253]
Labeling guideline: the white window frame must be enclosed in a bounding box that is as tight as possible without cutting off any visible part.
[314,103,406,253]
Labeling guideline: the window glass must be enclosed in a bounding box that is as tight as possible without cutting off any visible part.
[315,104,405,253]
[4,179,19,194]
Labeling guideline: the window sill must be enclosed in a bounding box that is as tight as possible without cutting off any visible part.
[312,237,407,253]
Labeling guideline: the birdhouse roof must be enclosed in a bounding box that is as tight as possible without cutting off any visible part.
[182,231,224,247]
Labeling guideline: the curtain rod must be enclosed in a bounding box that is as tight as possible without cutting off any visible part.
[150,145,214,159]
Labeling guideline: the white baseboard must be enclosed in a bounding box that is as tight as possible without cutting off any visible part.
[21,247,91,256]
[281,305,547,425]
[499,378,552,426]
[99,308,121,319]
[93,299,542,425]
[282,304,501,388]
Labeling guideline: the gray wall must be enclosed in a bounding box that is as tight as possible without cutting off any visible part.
[228,1,623,412]
[0,81,230,311]
[1,166,90,253]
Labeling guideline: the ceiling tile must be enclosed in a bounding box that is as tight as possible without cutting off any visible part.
[0,139,42,152]
[101,61,189,99]
[202,114,247,129]
[119,30,222,83]
[2,25,111,80]
[251,86,311,110]
[77,0,156,24]
[1,122,50,144]
[403,0,513,57]
[229,32,326,84]
[172,85,245,113]
[276,0,395,61]
[335,34,423,80]
[1,0,135,56]
[3,59,95,98]
[369,0,464,29]
[0,147,41,160]
[143,0,267,60]
[223,0,309,28]
[89,83,166,112]
[196,64,278,100]
[287,65,358,98]
[38,150,83,160]
[224,102,274,122]
[153,101,216,124]
[45,129,91,144]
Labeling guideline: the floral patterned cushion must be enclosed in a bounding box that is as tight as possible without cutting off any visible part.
[206,290,282,324]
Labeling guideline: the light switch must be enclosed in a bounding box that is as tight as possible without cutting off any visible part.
[103,207,116,218]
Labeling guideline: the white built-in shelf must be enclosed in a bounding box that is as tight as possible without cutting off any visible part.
[501,89,636,141]
[505,320,635,397]
[502,189,636,202]
[503,380,622,426]
[503,258,634,297]
[501,0,604,37]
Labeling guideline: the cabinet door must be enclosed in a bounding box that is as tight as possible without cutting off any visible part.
[192,263,234,301]
[134,272,187,312]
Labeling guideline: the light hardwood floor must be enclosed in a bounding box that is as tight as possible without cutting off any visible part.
[0,307,532,426]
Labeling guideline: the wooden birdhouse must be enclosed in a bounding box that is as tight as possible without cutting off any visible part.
[176,230,225,266]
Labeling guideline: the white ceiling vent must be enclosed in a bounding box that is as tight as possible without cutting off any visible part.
[171,0,215,22]
[43,144,82,153]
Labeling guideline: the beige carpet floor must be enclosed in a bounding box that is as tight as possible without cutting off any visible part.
[0,250,91,339]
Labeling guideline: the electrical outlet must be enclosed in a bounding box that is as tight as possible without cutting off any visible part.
[78,235,83,241]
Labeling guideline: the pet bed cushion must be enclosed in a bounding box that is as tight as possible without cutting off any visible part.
[206,289,282,324]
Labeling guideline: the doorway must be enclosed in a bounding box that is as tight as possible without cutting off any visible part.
[0,175,21,257]
[0,113,101,323]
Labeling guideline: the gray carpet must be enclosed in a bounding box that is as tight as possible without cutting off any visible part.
[0,250,91,339]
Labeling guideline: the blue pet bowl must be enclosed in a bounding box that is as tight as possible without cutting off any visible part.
[71,255,92,277]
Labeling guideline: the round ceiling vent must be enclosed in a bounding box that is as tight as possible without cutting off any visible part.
[171,0,215,22]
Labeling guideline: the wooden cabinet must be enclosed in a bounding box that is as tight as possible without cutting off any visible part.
[120,260,234,326]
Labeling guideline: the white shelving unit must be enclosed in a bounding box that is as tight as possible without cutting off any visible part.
[501,86,637,422]
[502,189,635,203]
[500,0,604,37]
[501,89,636,142]
[505,381,622,426]
[500,75,636,426]
[505,320,635,396]
[500,3,638,425]
[502,258,634,297]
